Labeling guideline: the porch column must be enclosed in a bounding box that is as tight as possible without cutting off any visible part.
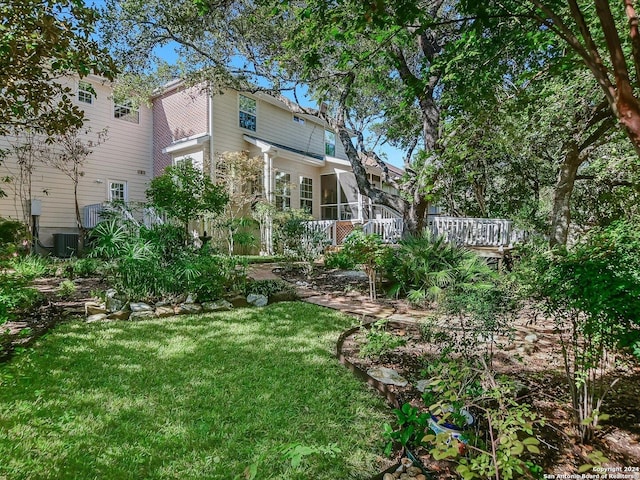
[262,150,274,255]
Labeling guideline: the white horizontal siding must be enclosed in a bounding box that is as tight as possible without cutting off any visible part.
[0,77,152,242]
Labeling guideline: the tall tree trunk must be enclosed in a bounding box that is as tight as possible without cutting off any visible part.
[549,143,584,248]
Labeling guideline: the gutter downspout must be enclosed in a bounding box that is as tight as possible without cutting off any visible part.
[208,89,215,236]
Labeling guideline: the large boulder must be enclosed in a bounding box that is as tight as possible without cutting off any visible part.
[130,302,153,313]
[247,294,268,307]
[175,303,203,315]
[85,302,107,316]
[105,289,127,313]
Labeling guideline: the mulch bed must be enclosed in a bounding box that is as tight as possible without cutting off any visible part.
[0,276,105,362]
[285,266,640,477]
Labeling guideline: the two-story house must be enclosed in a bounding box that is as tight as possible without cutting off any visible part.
[0,76,153,255]
[0,77,403,255]
[153,80,402,224]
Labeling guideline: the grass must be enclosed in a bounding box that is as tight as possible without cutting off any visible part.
[0,303,390,479]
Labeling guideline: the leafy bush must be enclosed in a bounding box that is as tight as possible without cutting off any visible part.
[274,210,327,269]
[385,230,492,304]
[91,219,248,302]
[9,255,50,280]
[0,274,42,325]
[516,220,640,442]
[324,249,357,270]
[244,279,295,298]
[57,280,77,298]
[0,218,29,259]
[341,230,389,299]
[358,320,406,359]
[71,257,102,277]
[384,357,543,480]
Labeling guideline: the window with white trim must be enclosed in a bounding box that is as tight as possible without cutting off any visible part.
[239,94,257,131]
[114,99,139,123]
[300,177,313,213]
[108,181,127,202]
[325,130,336,156]
[293,115,305,125]
[78,81,93,105]
[274,171,291,211]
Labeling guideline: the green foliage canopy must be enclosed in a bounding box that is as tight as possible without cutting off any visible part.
[146,162,228,235]
[0,0,117,137]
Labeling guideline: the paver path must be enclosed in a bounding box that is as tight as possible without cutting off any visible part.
[248,264,425,323]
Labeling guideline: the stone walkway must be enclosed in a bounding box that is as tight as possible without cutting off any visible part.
[247,264,427,323]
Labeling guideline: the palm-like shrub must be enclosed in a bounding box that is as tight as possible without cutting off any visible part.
[385,231,493,304]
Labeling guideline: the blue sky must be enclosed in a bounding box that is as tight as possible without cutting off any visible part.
[92,0,406,167]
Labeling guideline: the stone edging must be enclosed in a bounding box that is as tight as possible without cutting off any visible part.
[335,319,436,480]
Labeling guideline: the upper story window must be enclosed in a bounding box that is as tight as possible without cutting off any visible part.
[109,181,127,202]
[293,115,305,125]
[78,81,93,105]
[239,94,257,131]
[114,99,139,124]
[325,130,336,156]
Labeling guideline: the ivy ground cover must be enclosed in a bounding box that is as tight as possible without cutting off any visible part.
[0,303,389,479]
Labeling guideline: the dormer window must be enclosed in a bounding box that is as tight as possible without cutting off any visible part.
[239,94,257,131]
[325,130,336,156]
[78,81,93,104]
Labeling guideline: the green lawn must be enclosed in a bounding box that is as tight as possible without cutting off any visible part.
[0,303,390,479]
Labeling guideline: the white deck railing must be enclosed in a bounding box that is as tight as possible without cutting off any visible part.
[304,220,337,245]
[363,218,404,243]
[305,215,525,248]
[428,216,515,247]
[83,203,167,229]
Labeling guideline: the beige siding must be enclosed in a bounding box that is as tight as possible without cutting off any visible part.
[212,91,346,161]
[0,76,152,244]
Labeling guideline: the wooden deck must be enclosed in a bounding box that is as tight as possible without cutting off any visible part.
[306,215,525,250]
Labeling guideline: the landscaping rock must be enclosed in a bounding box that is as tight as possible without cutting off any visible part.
[201,301,233,312]
[130,302,153,313]
[185,293,196,304]
[175,303,203,315]
[367,367,408,387]
[155,306,175,318]
[108,310,131,320]
[86,313,108,323]
[85,302,107,316]
[129,311,155,320]
[247,293,268,307]
[228,295,249,308]
[524,333,539,343]
[105,289,126,313]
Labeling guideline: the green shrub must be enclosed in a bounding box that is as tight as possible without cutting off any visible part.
[57,279,77,298]
[324,249,357,270]
[0,218,29,260]
[341,230,389,299]
[358,320,406,359]
[10,255,50,280]
[0,274,42,324]
[71,258,102,277]
[516,220,640,442]
[244,279,295,298]
[385,230,492,304]
[384,357,543,480]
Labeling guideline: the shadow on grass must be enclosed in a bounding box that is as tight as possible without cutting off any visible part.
[0,303,389,480]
